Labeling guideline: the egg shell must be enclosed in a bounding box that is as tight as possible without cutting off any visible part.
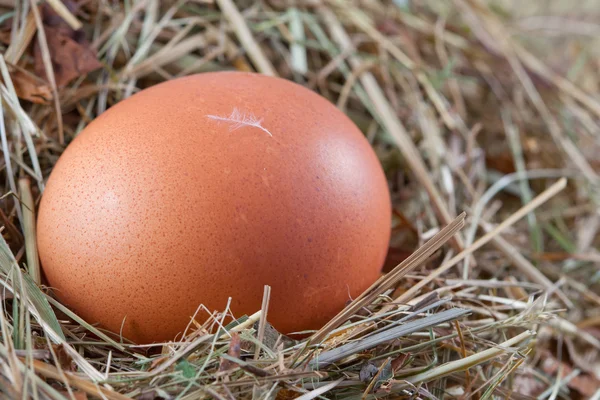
[37,72,391,343]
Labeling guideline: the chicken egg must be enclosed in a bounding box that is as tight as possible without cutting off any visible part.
[37,72,391,343]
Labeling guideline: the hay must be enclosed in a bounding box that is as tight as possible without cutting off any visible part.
[1,0,599,399]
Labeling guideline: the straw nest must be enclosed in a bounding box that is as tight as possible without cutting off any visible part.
[1,0,599,399]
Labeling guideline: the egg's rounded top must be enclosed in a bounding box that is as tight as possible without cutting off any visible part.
[37,72,391,343]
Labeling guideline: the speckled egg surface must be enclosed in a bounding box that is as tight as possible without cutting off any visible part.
[37,72,391,343]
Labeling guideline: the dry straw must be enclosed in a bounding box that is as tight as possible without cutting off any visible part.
[1,0,598,398]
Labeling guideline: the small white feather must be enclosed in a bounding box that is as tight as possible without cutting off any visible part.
[206,108,273,137]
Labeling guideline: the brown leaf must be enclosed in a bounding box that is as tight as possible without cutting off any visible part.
[41,0,79,30]
[33,3,101,88]
[218,333,241,372]
[227,333,242,357]
[542,356,600,397]
[34,25,102,87]
[0,7,13,44]
[485,153,516,174]
[382,247,413,273]
[8,67,52,104]
[275,388,300,400]
[0,29,10,45]
[53,344,75,372]
[390,353,409,372]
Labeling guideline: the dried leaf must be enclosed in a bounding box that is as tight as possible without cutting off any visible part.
[0,29,10,45]
[382,247,413,273]
[218,333,241,372]
[390,353,409,372]
[485,152,516,174]
[275,388,299,400]
[9,67,52,104]
[53,343,75,372]
[33,3,101,88]
[542,356,600,397]
[41,0,79,30]
[0,11,12,44]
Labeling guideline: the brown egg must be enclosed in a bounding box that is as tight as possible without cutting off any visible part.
[37,72,391,343]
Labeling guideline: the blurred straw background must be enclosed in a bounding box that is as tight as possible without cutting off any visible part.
[0,0,599,399]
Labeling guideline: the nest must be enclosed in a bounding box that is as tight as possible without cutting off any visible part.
[1,0,599,399]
